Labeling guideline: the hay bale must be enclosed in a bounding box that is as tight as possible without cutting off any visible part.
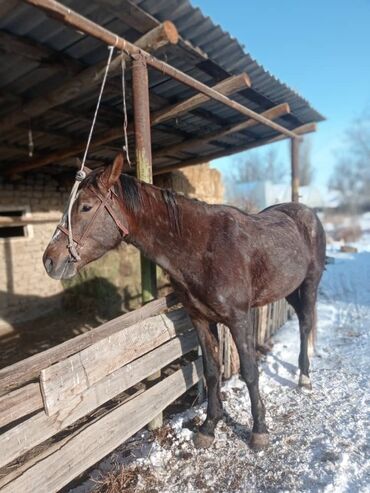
[155,163,224,204]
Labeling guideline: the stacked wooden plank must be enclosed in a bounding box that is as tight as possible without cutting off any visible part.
[0,294,202,493]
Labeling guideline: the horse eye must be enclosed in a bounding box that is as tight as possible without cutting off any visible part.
[81,204,92,212]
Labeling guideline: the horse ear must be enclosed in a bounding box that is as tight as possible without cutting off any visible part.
[101,153,124,188]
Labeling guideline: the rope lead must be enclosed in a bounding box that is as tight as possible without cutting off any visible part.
[66,45,115,261]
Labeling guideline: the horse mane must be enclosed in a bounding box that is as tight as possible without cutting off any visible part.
[82,169,181,234]
[161,188,182,235]
[119,174,142,215]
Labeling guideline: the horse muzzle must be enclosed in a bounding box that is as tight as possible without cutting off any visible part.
[43,253,78,280]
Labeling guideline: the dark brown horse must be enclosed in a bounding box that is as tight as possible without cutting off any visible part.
[43,154,326,450]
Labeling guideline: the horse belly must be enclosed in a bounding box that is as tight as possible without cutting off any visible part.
[251,242,310,307]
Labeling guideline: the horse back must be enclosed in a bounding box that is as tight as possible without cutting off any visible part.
[260,202,326,266]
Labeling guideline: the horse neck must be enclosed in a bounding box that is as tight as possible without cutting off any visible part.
[121,178,195,278]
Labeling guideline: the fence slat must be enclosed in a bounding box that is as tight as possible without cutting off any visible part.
[0,331,197,469]
[40,308,191,416]
[0,383,43,428]
[223,326,231,379]
[1,359,203,493]
[259,305,268,345]
[0,388,145,490]
[0,292,178,396]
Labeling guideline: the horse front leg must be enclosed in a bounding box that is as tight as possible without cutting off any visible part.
[230,312,269,449]
[191,316,223,449]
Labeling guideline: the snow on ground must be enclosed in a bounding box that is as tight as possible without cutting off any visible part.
[73,233,370,493]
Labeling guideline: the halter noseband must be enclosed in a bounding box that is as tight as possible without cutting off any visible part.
[57,180,129,262]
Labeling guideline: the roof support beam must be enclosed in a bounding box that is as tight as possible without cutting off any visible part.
[93,0,210,63]
[0,30,83,74]
[94,0,159,33]
[153,103,290,160]
[21,0,300,140]
[6,74,250,174]
[154,123,316,175]
[0,21,179,134]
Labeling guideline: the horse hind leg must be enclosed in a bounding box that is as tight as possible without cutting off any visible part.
[190,318,223,449]
[286,275,319,390]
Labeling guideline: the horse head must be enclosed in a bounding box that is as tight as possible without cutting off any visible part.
[43,153,127,280]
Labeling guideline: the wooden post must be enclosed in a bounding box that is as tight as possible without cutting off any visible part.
[132,53,162,430]
[132,53,156,304]
[197,346,206,403]
[223,326,232,379]
[291,137,300,202]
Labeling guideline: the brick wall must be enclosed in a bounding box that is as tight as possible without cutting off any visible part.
[0,174,69,328]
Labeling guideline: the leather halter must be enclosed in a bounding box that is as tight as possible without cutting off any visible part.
[57,180,129,261]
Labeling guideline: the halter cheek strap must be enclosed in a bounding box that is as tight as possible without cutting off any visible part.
[57,182,129,261]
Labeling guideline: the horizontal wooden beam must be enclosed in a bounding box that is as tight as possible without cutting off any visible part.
[94,0,159,33]
[153,73,250,125]
[0,21,178,135]
[154,122,317,175]
[0,30,83,74]
[6,74,249,174]
[0,359,202,493]
[94,0,209,65]
[0,388,144,490]
[0,382,43,429]
[0,216,61,227]
[153,102,290,160]
[0,292,178,395]
[22,0,299,139]
[40,308,191,416]
[0,331,197,470]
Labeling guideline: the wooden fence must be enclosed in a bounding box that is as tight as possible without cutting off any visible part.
[0,295,289,493]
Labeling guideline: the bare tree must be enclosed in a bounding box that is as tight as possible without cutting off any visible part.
[330,110,370,211]
[233,147,287,184]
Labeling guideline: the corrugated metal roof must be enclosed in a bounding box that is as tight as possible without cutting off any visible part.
[0,0,324,176]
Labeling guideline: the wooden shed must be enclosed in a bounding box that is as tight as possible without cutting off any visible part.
[0,0,323,327]
[0,1,323,491]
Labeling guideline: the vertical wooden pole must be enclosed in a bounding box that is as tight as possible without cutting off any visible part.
[291,137,300,202]
[197,345,206,403]
[132,53,162,430]
[223,326,232,379]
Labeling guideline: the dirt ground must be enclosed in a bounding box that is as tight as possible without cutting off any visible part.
[0,304,107,369]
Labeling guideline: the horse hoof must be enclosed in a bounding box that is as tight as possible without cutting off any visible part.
[249,433,269,450]
[298,374,312,391]
[193,432,214,449]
